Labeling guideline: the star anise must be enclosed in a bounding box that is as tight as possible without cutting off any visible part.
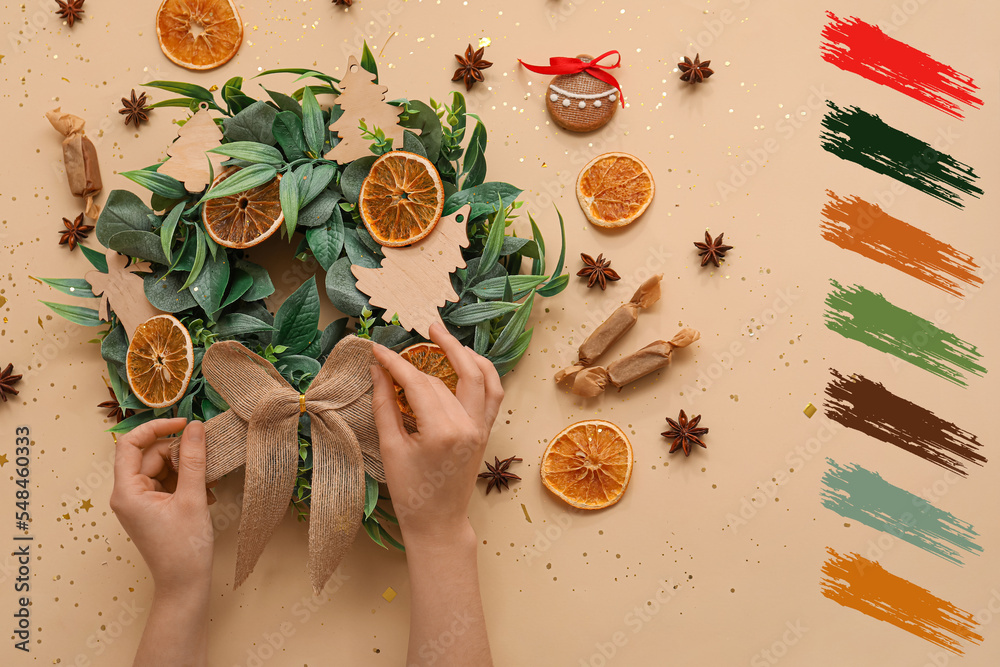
[55,0,85,27]
[661,410,709,456]
[478,455,522,494]
[693,231,733,268]
[58,213,93,251]
[97,386,134,423]
[0,364,22,403]
[119,89,150,128]
[331,0,353,6]
[577,253,621,290]
[453,44,492,91]
[678,54,714,84]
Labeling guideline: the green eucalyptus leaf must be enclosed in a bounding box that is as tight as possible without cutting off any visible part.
[106,410,158,434]
[273,277,321,354]
[538,273,569,297]
[272,111,308,161]
[470,275,547,300]
[143,269,198,312]
[443,182,522,219]
[318,318,349,358]
[203,382,230,411]
[280,174,300,237]
[477,202,506,277]
[445,301,520,326]
[302,164,337,206]
[500,236,531,256]
[107,230,169,265]
[146,98,200,111]
[275,355,322,387]
[489,291,534,358]
[207,142,284,165]
[364,474,379,519]
[343,228,379,269]
[234,259,275,301]
[305,208,345,271]
[80,244,109,272]
[189,246,230,319]
[41,301,102,326]
[202,164,277,202]
[473,321,490,355]
[160,202,184,263]
[549,206,567,280]
[102,324,129,373]
[96,190,154,246]
[223,101,278,145]
[401,130,427,158]
[176,393,195,422]
[297,189,339,228]
[528,211,546,276]
[263,88,304,118]
[370,325,414,350]
[340,156,376,204]
[145,80,215,101]
[489,329,533,377]
[179,226,207,290]
[399,100,441,163]
[360,41,379,81]
[122,169,188,199]
[220,269,254,310]
[325,256,369,317]
[301,87,326,157]
[34,277,96,298]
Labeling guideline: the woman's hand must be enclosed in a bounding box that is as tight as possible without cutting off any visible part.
[370,322,504,544]
[111,418,214,592]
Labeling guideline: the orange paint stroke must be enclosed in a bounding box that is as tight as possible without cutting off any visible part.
[820,548,983,654]
[820,191,983,297]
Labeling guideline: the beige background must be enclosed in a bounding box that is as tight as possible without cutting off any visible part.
[1,0,998,665]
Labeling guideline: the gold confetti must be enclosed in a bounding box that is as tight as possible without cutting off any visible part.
[521,503,532,523]
[62,513,70,520]
[38,316,44,329]
[81,499,93,511]
[803,403,817,418]
[478,37,492,48]
[382,586,397,602]
[0,295,6,307]
[0,453,7,466]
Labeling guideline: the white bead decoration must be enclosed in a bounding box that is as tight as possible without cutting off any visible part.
[593,100,602,108]
[608,94,616,102]
[550,94,558,102]
[578,101,586,109]
[562,99,571,107]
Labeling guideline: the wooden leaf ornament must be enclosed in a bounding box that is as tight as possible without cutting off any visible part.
[325,56,412,165]
[158,102,227,193]
[85,249,164,339]
[352,205,471,338]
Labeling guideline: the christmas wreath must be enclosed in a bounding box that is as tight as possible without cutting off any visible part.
[40,45,567,550]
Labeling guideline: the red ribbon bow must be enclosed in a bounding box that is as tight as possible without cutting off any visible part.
[518,50,625,108]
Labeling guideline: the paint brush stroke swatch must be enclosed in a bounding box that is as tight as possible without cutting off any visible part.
[820,191,983,297]
[824,370,986,476]
[821,12,983,119]
[821,548,982,653]
[820,459,982,565]
[820,102,983,208]
[824,281,986,386]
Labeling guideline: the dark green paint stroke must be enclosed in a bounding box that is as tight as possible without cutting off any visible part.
[824,280,985,386]
[820,101,983,208]
[821,459,982,565]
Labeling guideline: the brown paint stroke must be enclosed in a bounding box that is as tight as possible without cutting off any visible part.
[821,548,983,654]
[824,369,986,476]
[820,191,983,297]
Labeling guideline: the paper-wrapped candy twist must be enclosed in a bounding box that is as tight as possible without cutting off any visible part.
[169,335,401,593]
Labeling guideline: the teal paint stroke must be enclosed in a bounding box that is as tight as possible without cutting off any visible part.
[821,459,983,565]
[824,280,986,387]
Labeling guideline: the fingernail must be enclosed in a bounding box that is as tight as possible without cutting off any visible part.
[187,420,206,441]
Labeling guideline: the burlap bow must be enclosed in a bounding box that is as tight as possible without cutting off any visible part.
[169,335,389,593]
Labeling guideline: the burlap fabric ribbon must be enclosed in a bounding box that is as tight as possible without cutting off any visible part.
[169,335,395,593]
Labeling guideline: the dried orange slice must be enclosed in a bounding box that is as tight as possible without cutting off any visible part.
[541,420,633,510]
[394,343,458,417]
[359,151,445,247]
[127,315,194,409]
[576,152,655,228]
[201,166,284,249]
[155,0,243,71]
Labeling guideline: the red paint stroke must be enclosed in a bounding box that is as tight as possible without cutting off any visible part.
[821,12,983,119]
[820,191,983,297]
[821,548,983,654]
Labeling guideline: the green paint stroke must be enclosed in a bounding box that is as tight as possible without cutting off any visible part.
[821,101,983,208]
[825,280,985,386]
[821,459,982,565]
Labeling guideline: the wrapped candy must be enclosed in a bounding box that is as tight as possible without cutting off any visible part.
[569,328,700,397]
[555,274,662,384]
[46,108,103,218]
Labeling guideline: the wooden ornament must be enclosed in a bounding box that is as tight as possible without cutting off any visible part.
[85,249,164,339]
[352,205,471,338]
[325,56,411,165]
[158,102,228,193]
